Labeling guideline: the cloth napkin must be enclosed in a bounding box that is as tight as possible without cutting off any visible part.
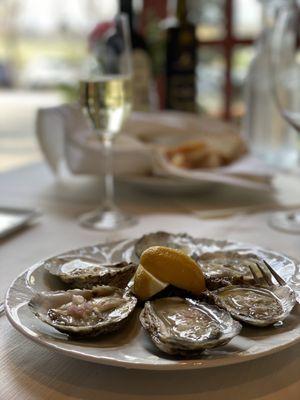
[36,104,151,176]
[36,104,276,190]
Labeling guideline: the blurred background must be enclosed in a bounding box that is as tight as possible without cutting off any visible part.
[0,0,264,172]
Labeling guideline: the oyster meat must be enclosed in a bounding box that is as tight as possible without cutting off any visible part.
[135,231,197,258]
[140,297,241,356]
[45,256,137,289]
[197,251,272,286]
[29,286,137,337]
[210,285,296,327]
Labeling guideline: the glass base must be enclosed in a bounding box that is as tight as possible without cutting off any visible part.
[79,206,136,231]
[268,211,300,234]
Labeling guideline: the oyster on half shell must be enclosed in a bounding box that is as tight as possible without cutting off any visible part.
[197,251,272,286]
[45,256,137,289]
[140,297,241,356]
[209,285,296,327]
[135,231,197,258]
[29,286,137,337]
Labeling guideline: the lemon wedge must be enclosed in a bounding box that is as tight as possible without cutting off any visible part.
[133,264,168,301]
[140,246,206,296]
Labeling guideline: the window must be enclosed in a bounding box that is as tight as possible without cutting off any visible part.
[143,0,263,120]
[0,0,118,171]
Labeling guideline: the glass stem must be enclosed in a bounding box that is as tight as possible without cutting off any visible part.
[102,134,115,210]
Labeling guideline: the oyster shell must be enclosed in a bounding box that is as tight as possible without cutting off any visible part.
[140,297,242,356]
[44,256,137,289]
[29,286,137,337]
[197,251,271,285]
[135,231,196,258]
[210,285,296,327]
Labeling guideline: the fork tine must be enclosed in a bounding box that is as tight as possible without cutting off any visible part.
[255,262,273,286]
[263,260,286,286]
[248,264,261,284]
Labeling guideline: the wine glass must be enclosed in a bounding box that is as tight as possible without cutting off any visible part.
[79,14,136,230]
[269,0,300,233]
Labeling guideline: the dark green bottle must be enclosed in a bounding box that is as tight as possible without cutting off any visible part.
[165,0,197,112]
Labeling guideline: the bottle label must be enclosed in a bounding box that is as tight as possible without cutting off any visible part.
[168,74,195,111]
[132,49,152,111]
[166,27,196,111]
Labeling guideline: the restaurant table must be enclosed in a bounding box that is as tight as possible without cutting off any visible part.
[1,162,300,400]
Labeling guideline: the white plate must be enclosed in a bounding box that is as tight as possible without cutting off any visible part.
[117,174,213,194]
[5,237,300,370]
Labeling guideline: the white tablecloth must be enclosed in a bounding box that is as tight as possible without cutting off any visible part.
[0,162,299,400]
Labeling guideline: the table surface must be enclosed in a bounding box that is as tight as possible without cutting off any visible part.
[1,162,300,400]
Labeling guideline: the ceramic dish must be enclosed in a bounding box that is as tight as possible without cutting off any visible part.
[117,174,213,194]
[5,237,300,370]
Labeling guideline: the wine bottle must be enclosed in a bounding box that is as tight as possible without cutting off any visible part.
[164,0,197,112]
[120,0,156,111]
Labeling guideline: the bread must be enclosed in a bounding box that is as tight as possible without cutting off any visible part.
[165,133,247,169]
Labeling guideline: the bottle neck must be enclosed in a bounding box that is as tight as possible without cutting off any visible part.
[120,0,148,51]
[176,0,188,24]
[120,0,134,34]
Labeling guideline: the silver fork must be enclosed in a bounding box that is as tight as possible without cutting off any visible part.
[248,260,286,286]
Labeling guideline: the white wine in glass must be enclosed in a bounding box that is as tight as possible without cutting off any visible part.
[79,15,136,230]
[80,76,132,138]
